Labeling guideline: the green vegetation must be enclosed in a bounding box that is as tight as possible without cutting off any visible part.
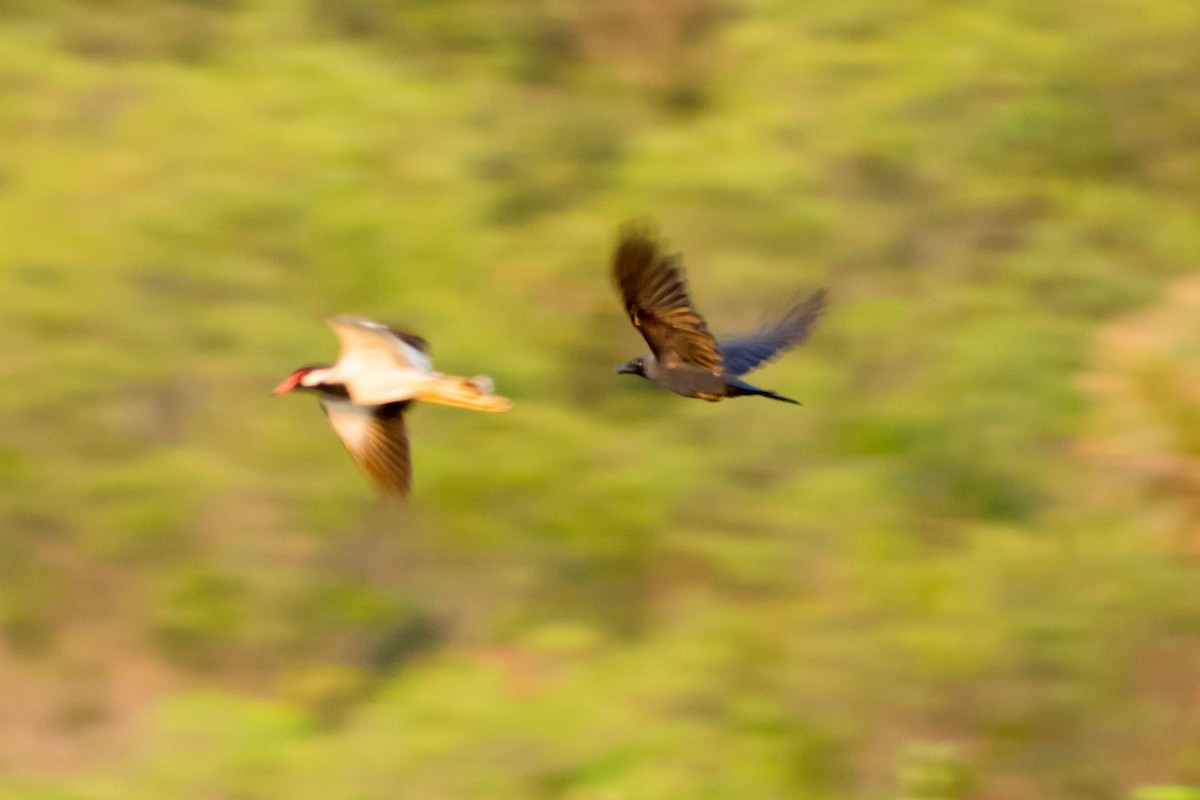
[3,0,1200,797]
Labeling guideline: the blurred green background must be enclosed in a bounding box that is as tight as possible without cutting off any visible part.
[3,0,1200,797]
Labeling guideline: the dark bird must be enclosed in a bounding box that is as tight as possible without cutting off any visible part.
[612,225,826,404]
[274,315,511,496]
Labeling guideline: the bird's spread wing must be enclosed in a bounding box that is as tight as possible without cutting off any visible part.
[326,315,434,405]
[321,398,412,496]
[327,315,432,374]
[720,288,827,377]
[613,226,723,373]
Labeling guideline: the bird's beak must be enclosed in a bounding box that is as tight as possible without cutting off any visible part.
[615,362,636,375]
[273,373,302,394]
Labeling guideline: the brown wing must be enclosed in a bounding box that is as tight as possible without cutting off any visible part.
[612,225,723,373]
[321,398,412,496]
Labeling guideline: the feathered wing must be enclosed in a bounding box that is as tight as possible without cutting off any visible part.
[326,315,434,405]
[321,399,412,496]
[612,225,723,373]
[720,288,827,377]
[327,315,432,371]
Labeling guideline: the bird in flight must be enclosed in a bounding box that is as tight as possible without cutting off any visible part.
[612,224,826,404]
[274,315,511,496]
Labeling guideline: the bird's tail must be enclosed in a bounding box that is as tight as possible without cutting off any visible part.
[726,378,800,405]
[418,374,513,412]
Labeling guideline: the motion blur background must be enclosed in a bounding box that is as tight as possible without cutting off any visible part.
[3,0,1200,797]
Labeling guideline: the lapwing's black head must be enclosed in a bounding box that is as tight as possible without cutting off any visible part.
[615,357,647,378]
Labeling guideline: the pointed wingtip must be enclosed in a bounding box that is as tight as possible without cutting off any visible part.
[326,313,374,331]
[807,287,828,313]
[618,217,657,240]
[375,483,413,500]
[790,287,828,320]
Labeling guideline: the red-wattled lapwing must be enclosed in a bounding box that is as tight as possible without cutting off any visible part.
[275,315,511,496]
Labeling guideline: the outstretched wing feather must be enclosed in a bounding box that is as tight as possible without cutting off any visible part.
[321,399,412,496]
[612,226,722,373]
[327,315,432,374]
[720,288,827,377]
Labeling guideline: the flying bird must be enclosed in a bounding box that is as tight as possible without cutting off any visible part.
[612,225,826,404]
[274,315,511,496]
